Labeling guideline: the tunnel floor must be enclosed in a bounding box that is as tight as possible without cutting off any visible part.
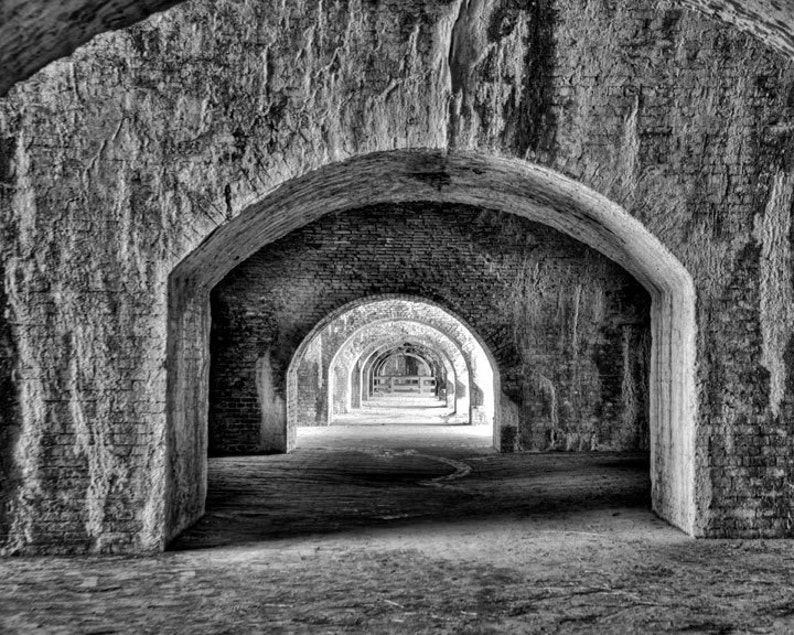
[4,428,794,633]
[171,423,651,550]
[331,394,456,425]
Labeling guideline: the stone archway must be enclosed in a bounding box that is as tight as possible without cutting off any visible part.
[324,318,484,427]
[166,149,697,541]
[355,335,461,414]
[287,299,498,449]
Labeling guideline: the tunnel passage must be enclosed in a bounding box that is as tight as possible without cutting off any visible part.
[369,348,434,396]
[366,346,438,397]
[292,304,488,439]
[329,332,463,430]
[358,337,457,411]
[208,202,651,458]
[169,150,696,541]
[287,299,488,437]
[325,318,473,425]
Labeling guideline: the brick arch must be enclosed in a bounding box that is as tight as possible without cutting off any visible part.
[287,301,497,446]
[360,338,462,414]
[370,350,433,378]
[325,318,480,427]
[167,149,697,541]
[361,344,451,407]
[359,339,459,413]
[340,341,445,416]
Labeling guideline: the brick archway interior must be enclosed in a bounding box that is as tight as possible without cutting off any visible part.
[334,324,471,423]
[167,150,696,543]
[291,309,496,441]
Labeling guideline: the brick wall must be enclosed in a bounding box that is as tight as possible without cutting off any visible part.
[0,259,19,545]
[209,203,651,454]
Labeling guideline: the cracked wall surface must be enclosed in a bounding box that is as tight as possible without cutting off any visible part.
[0,0,793,550]
[3,0,794,97]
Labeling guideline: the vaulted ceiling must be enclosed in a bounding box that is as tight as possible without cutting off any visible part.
[1,0,793,97]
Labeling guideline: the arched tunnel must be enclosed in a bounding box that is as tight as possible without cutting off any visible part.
[2,0,794,631]
[183,204,655,549]
[159,179,662,553]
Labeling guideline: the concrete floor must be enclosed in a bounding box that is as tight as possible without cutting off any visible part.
[3,414,794,633]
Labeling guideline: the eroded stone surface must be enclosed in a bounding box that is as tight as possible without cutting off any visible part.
[4,0,794,95]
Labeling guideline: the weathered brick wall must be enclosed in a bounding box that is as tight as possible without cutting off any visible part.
[0,261,19,544]
[551,3,794,538]
[294,335,325,428]
[0,0,793,550]
[209,203,651,454]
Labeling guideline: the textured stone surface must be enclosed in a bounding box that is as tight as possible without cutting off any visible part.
[3,0,794,96]
[0,0,183,96]
[0,259,19,545]
[1,0,794,552]
[683,0,794,59]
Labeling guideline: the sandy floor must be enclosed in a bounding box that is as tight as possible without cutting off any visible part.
[331,395,457,425]
[2,420,794,633]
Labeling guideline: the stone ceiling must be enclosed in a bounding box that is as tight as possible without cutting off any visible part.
[1,0,793,97]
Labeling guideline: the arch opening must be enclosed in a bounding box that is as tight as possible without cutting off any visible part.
[343,341,446,413]
[166,149,696,544]
[289,301,498,445]
[359,338,459,412]
[364,343,447,402]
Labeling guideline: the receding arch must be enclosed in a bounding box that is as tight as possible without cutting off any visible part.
[324,318,478,426]
[288,299,498,442]
[359,340,456,410]
[359,339,459,411]
[167,149,697,541]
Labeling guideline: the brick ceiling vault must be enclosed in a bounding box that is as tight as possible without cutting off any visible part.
[1,0,793,98]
